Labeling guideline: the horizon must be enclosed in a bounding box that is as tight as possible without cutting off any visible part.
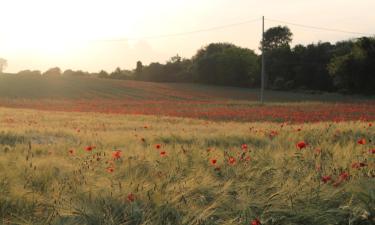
[1,0,375,73]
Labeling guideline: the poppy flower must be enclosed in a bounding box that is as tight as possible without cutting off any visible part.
[321,175,331,183]
[141,138,146,142]
[339,172,349,181]
[68,149,74,155]
[296,141,307,150]
[241,144,248,150]
[251,218,261,225]
[369,123,372,127]
[85,146,93,152]
[357,138,366,145]
[351,162,367,169]
[155,144,161,149]
[370,149,375,154]
[127,193,135,202]
[112,150,122,159]
[106,167,114,173]
[228,157,236,165]
[160,151,166,157]
[210,159,217,165]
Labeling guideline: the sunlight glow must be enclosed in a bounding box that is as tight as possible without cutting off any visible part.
[0,0,374,72]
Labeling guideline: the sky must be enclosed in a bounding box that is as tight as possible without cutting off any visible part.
[0,0,374,73]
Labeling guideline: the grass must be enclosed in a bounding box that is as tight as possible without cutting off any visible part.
[0,107,374,225]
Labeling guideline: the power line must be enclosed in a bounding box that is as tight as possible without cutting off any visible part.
[92,17,261,42]
[265,18,374,36]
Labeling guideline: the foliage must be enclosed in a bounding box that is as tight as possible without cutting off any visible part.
[0,58,7,73]
[192,43,259,87]
[328,37,375,94]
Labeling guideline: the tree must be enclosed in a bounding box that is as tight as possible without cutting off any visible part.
[260,26,293,88]
[43,67,61,76]
[0,58,7,73]
[328,37,375,94]
[135,61,143,76]
[292,42,335,91]
[261,26,292,51]
[192,43,259,87]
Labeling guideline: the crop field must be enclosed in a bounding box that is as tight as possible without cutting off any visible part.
[0,75,374,123]
[0,75,374,225]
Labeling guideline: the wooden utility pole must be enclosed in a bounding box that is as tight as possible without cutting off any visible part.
[261,16,265,104]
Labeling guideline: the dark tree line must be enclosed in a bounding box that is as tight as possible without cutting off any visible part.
[7,26,375,94]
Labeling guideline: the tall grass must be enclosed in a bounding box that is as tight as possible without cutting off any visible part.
[0,107,374,224]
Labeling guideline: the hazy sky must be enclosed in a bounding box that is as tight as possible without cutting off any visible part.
[1,0,374,73]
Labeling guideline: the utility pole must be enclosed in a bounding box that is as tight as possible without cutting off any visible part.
[260,16,265,104]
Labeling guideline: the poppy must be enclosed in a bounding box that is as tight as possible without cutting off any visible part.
[68,149,74,155]
[160,151,166,157]
[352,162,367,169]
[241,144,248,150]
[106,167,114,173]
[228,157,236,165]
[369,123,372,127]
[321,175,331,183]
[339,172,349,181]
[370,149,375,154]
[112,150,122,159]
[127,193,135,202]
[155,144,161,149]
[296,141,307,150]
[251,218,261,225]
[85,146,93,152]
[357,138,366,145]
[210,159,217,165]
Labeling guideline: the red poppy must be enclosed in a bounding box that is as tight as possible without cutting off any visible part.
[357,138,366,145]
[127,193,135,202]
[321,175,331,183]
[251,218,261,225]
[270,130,278,137]
[241,144,248,150]
[160,151,166,157]
[369,123,372,127]
[112,150,122,159]
[296,141,307,150]
[297,128,302,132]
[141,138,146,142]
[210,159,217,165]
[106,167,114,173]
[228,157,236,165]
[155,144,161,149]
[85,146,93,151]
[339,172,349,181]
[68,149,74,155]
[351,162,367,169]
[370,149,375,154]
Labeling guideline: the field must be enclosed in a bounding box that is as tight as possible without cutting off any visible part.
[0,75,374,225]
[0,75,374,123]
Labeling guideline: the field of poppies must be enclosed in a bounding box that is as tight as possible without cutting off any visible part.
[0,106,374,225]
[0,75,374,224]
[0,75,374,123]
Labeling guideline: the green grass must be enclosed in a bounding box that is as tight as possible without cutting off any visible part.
[0,107,374,225]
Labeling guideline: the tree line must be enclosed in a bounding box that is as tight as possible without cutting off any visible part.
[2,26,374,94]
